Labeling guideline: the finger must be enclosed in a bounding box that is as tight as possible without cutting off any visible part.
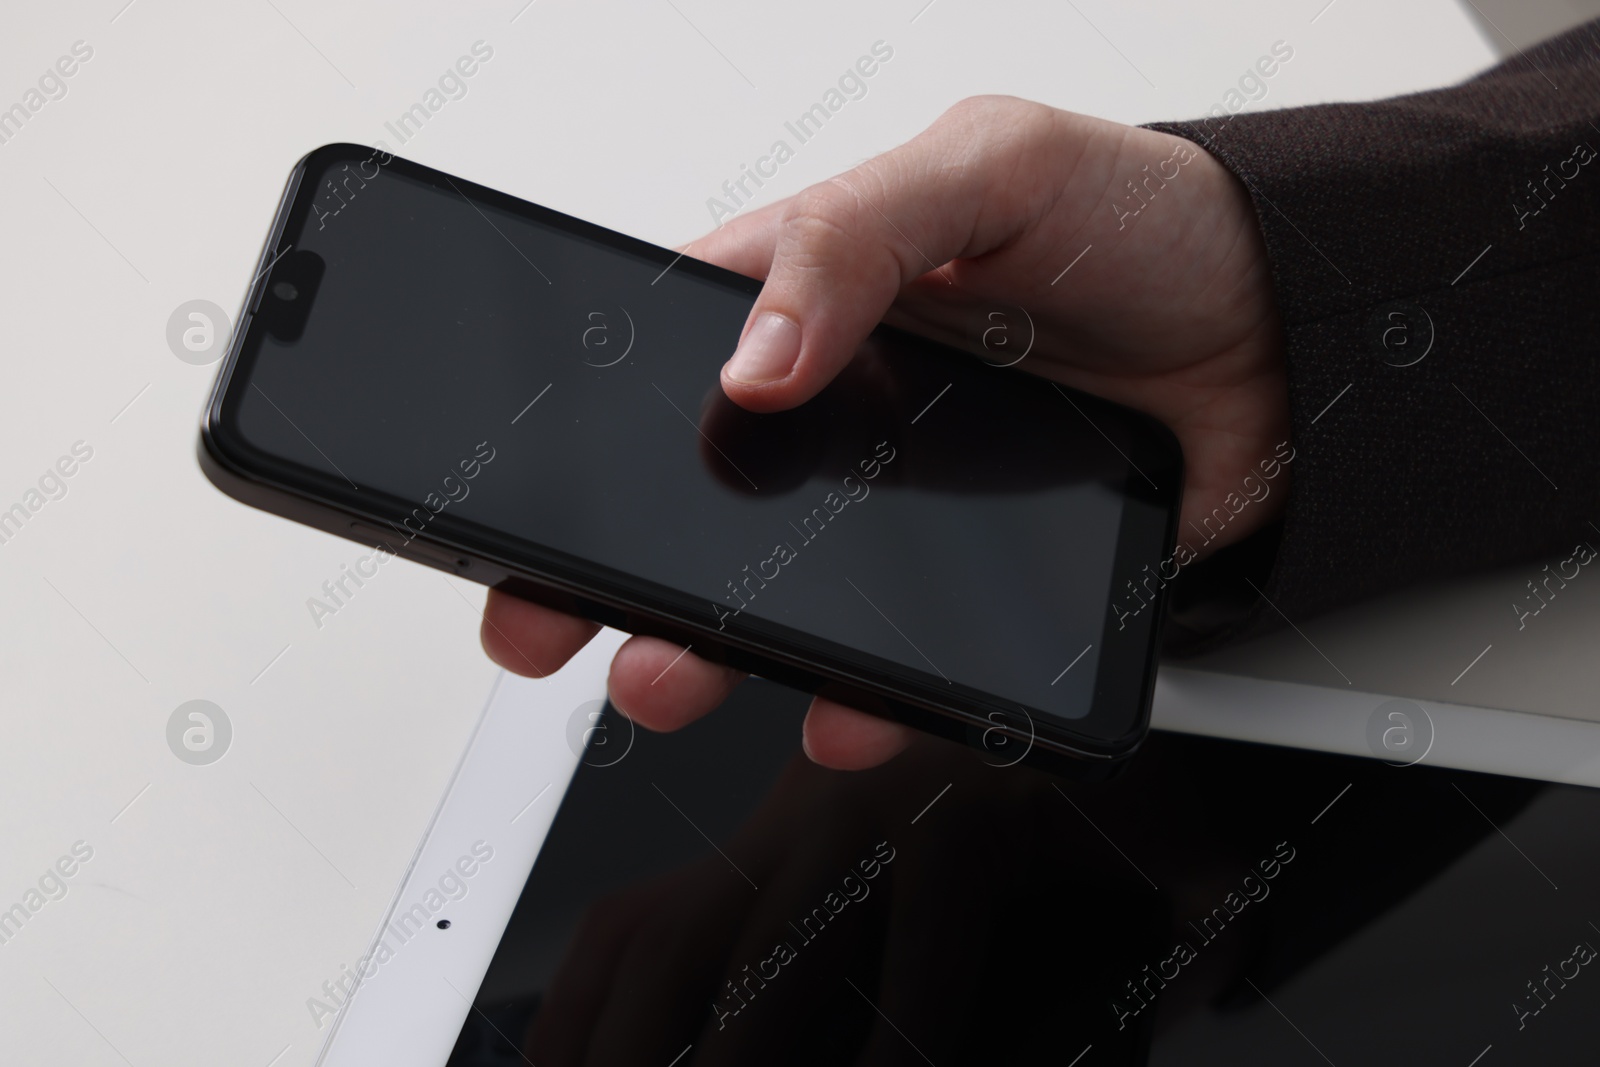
[801,697,914,770]
[607,636,745,733]
[719,96,1078,411]
[480,588,600,678]
[678,199,791,278]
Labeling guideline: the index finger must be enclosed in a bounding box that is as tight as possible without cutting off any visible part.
[716,96,1081,413]
[480,588,600,678]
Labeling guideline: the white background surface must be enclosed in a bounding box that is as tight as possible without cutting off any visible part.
[0,0,1554,1063]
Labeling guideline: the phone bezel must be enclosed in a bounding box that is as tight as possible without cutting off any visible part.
[200,143,1183,772]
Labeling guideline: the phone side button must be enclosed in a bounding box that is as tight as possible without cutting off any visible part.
[349,522,469,570]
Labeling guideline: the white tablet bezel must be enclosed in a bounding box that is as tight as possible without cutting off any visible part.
[313,649,1600,1066]
[314,627,625,1067]
[1153,667,1600,789]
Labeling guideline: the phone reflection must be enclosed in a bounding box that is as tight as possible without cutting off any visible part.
[693,331,1129,498]
[445,682,1546,1067]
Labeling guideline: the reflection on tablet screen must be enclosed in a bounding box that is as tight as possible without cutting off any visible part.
[446,681,1594,1066]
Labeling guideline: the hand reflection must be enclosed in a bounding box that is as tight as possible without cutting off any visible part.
[447,713,1542,1067]
[514,734,1276,1067]
[693,330,1121,497]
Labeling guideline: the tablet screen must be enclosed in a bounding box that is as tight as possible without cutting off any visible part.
[443,681,1595,1065]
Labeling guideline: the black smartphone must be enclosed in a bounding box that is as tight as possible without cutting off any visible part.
[199,144,1183,775]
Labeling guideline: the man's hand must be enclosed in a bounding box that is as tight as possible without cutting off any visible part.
[482,96,1288,771]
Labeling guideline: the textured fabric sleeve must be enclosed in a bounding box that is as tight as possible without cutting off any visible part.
[1145,22,1600,655]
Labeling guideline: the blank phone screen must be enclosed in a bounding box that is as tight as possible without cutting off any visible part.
[225,148,1176,729]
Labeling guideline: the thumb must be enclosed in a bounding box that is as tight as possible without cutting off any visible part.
[719,96,1082,412]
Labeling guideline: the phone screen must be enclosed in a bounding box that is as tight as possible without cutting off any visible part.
[216,146,1177,738]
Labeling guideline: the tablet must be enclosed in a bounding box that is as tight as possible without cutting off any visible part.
[316,653,1600,1065]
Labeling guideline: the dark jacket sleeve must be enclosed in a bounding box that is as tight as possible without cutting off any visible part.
[1145,21,1600,655]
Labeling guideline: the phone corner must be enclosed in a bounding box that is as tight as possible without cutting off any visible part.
[193,418,251,505]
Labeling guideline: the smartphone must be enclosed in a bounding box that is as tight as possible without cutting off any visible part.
[199,144,1183,775]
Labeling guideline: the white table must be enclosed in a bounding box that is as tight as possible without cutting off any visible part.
[0,2,1540,1063]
